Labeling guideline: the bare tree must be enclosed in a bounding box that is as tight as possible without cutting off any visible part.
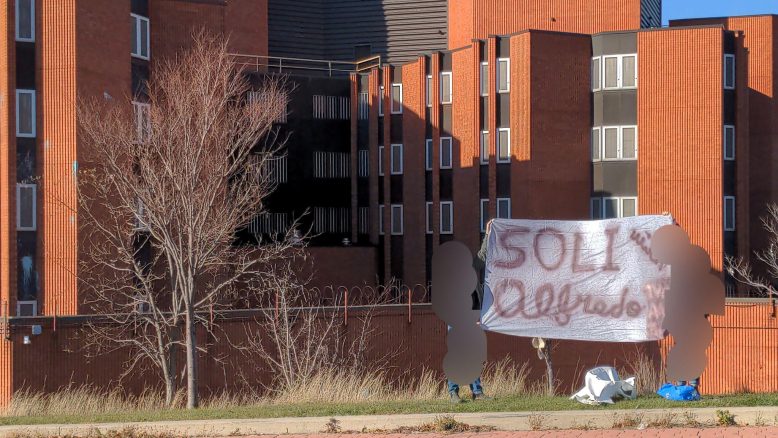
[77,34,298,408]
[725,203,778,299]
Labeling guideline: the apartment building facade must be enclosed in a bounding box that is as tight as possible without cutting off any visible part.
[351,22,751,292]
[0,0,777,404]
[0,0,768,311]
[0,0,269,318]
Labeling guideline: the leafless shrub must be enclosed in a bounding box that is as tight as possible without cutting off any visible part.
[619,349,662,396]
[240,281,396,398]
[527,414,547,431]
[726,203,778,298]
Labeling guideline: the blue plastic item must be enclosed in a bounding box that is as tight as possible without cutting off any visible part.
[656,383,701,401]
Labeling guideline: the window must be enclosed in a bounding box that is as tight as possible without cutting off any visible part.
[480,62,489,96]
[596,126,637,161]
[496,58,510,93]
[17,301,37,317]
[249,91,288,122]
[591,127,601,161]
[313,152,350,178]
[440,72,452,104]
[604,197,619,218]
[390,143,403,174]
[15,0,34,42]
[497,198,511,219]
[358,150,369,177]
[622,55,637,88]
[602,54,637,89]
[497,128,510,162]
[358,92,369,120]
[378,145,384,176]
[378,85,384,116]
[724,54,736,90]
[604,56,619,89]
[621,126,637,159]
[480,199,489,232]
[426,75,433,107]
[592,196,638,219]
[312,95,350,120]
[133,101,150,143]
[603,127,619,159]
[135,199,150,232]
[440,137,453,169]
[724,196,736,231]
[378,204,385,235]
[480,131,489,165]
[425,139,433,171]
[621,197,637,217]
[440,201,453,234]
[390,204,403,235]
[131,13,150,60]
[16,183,36,231]
[263,156,288,184]
[590,198,603,220]
[16,89,35,137]
[358,207,370,234]
[312,207,349,234]
[724,125,735,160]
[426,202,433,234]
[591,57,601,91]
[391,84,403,114]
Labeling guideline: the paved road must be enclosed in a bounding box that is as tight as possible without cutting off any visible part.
[251,429,778,438]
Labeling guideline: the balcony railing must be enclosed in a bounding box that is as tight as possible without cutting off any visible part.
[231,54,382,77]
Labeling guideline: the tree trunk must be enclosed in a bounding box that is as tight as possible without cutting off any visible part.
[164,366,177,406]
[165,327,180,406]
[543,342,554,396]
[185,308,199,409]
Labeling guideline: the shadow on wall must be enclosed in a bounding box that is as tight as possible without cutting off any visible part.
[268,0,448,64]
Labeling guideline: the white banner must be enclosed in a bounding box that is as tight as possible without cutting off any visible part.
[480,216,672,342]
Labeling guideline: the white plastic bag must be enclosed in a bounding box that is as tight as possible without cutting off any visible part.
[571,366,636,405]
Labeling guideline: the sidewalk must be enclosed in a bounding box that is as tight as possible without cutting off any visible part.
[0,406,776,437]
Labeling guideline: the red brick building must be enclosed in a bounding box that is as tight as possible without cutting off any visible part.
[357,7,753,291]
[0,0,776,405]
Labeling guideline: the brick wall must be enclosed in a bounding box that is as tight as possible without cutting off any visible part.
[448,0,643,50]
[671,16,776,279]
[150,0,267,62]
[1,301,777,405]
[637,27,725,270]
[510,31,591,220]
[0,0,17,319]
[401,58,427,285]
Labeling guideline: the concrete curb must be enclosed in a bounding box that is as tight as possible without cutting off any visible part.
[0,406,776,436]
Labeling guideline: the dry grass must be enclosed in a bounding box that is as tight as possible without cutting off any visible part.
[268,367,446,404]
[647,411,678,428]
[5,427,176,438]
[526,413,547,431]
[618,351,663,397]
[4,358,553,418]
[611,412,644,429]
[404,415,495,433]
[480,356,541,397]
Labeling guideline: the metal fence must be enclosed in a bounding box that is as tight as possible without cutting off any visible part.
[231,54,381,77]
